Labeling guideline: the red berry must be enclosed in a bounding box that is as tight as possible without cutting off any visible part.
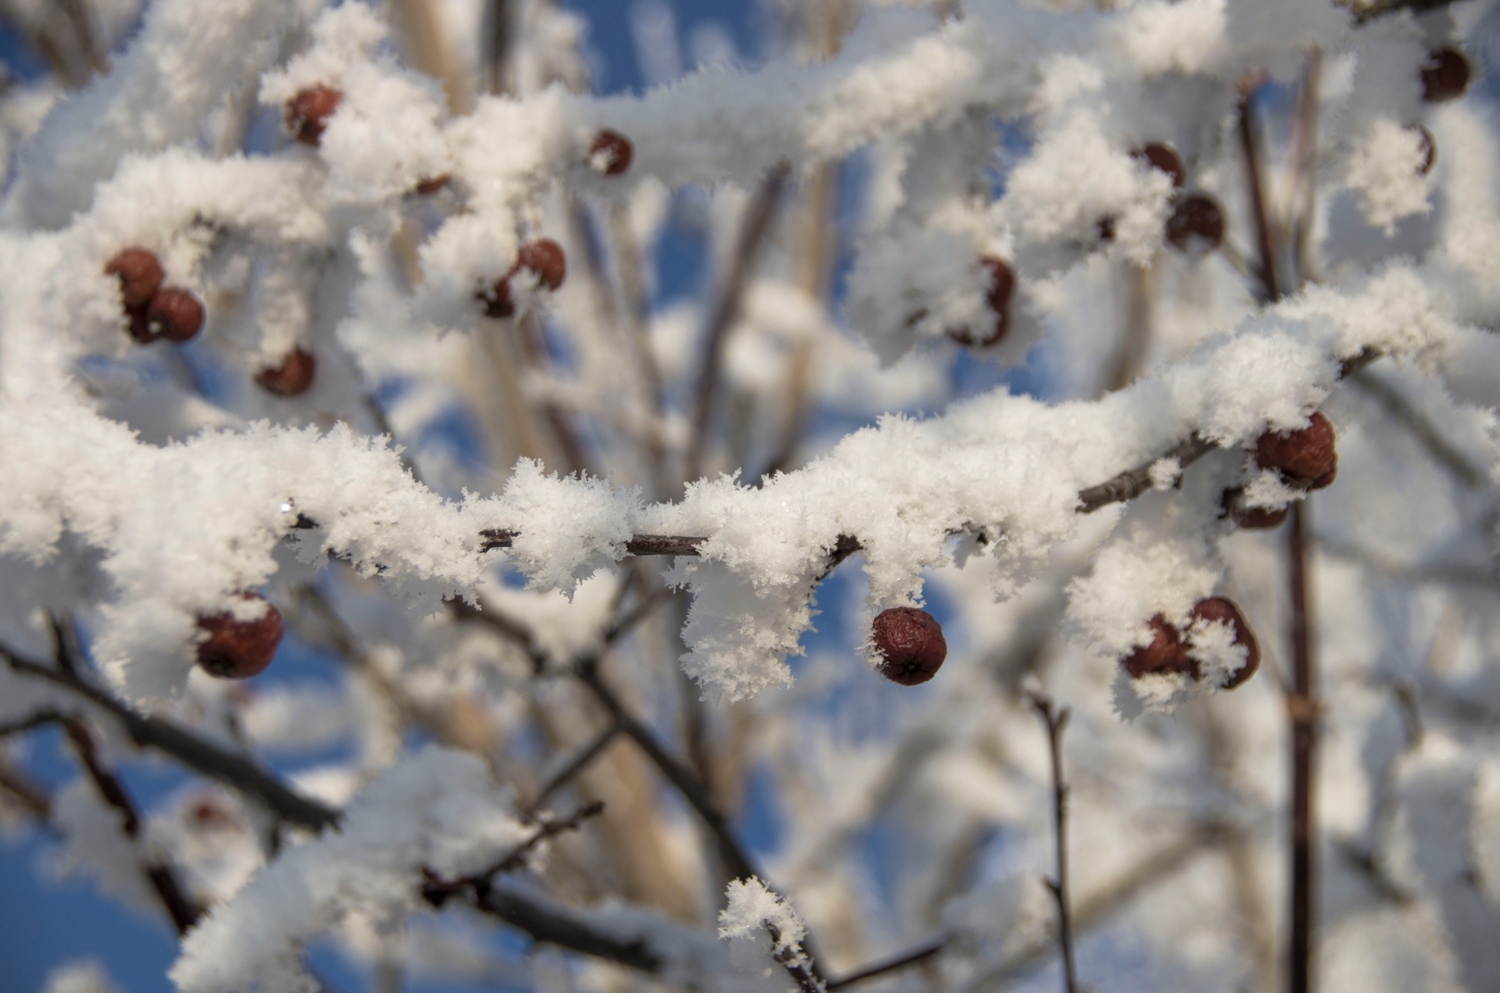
[105,248,164,309]
[1120,615,1196,679]
[871,607,947,686]
[479,239,567,318]
[196,595,283,679]
[1189,597,1260,689]
[286,86,343,147]
[1410,124,1436,175]
[414,173,451,195]
[1420,47,1470,103]
[1134,142,1186,191]
[147,288,205,343]
[255,348,317,397]
[948,256,1015,348]
[1254,411,1337,489]
[1226,489,1290,530]
[589,129,634,176]
[1164,194,1225,252]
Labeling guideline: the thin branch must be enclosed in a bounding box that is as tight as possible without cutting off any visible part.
[525,724,622,815]
[423,800,606,904]
[1239,89,1281,302]
[574,659,763,885]
[473,884,664,972]
[1351,371,1486,488]
[825,934,949,990]
[1286,503,1318,993]
[0,760,51,820]
[2,646,340,832]
[0,708,69,738]
[1350,0,1476,24]
[60,716,201,934]
[1027,692,1077,993]
[683,162,793,483]
[764,920,826,993]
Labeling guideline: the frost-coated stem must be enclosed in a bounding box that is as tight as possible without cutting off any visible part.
[61,716,201,934]
[1029,693,1077,993]
[764,920,827,993]
[1287,503,1317,993]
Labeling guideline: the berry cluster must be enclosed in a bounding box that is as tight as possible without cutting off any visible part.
[1223,412,1339,530]
[1121,597,1260,690]
[105,248,205,345]
[1133,142,1226,254]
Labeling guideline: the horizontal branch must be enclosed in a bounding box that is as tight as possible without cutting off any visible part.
[826,935,949,990]
[473,884,665,972]
[2,647,340,832]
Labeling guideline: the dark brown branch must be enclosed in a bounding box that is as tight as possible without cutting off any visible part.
[2,647,340,832]
[764,920,826,993]
[1350,0,1475,24]
[1239,90,1281,302]
[683,162,793,483]
[825,934,949,990]
[0,760,51,820]
[473,884,664,972]
[1286,503,1318,993]
[525,725,622,815]
[60,716,201,934]
[1027,692,1077,993]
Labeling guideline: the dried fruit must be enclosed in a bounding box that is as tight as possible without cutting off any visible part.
[872,607,947,686]
[147,288,205,343]
[286,86,343,146]
[1224,488,1290,530]
[479,238,568,318]
[1134,142,1186,190]
[589,129,634,176]
[1164,194,1225,252]
[1420,47,1470,103]
[413,174,451,195]
[949,256,1015,348]
[255,347,317,397]
[196,594,283,679]
[1254,411,1337,489]
[1189,597,1260,689]
[105,248,164,309]
[1120,615,1195,679]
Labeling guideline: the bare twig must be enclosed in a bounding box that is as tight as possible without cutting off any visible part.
[526,724,622,815]
[61,716,201,933]
[0,760,51,820]
[1351,371,1486,488]
[1286,502,1318,993]
[2,646,340,831]
[826,934,949,990]
[574,659,763,885]
[683,162,793,484]
[1027,693,1077,993]
[423,800,606,905]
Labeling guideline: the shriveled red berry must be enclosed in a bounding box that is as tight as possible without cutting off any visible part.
[1165,194,1225,252]
[1225,488,1290,530]
[147,288,205,343]
[1134,142,1186,190]
[1410,124,1436,175]
[589,129,634,176]
[286,86,343,147]
[479,239,568,318]
[1420,47,1470,103]
[1121,615,1197,679]
[1254,411,1337,489]
[1189,597,1260,689]
[255,348,317,397]
[414,174,451,195]
[196,595,283,679]
[949,256,1015,347]
[105,248,164,309]
[872,607,947,686]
